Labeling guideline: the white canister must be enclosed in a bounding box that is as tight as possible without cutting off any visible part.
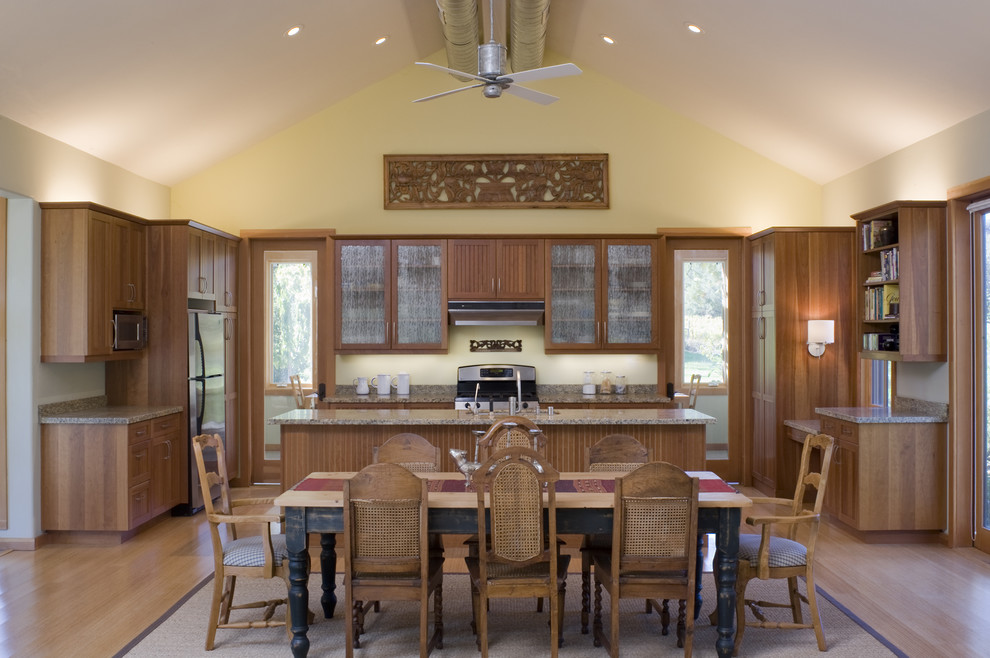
[396,372,410,395]
[371,374,395,396]
[353,376,370,395]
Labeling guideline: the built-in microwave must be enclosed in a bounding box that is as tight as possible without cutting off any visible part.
[112,311,147,351]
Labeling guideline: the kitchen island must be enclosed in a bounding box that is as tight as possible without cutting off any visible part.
[269,407,715,489]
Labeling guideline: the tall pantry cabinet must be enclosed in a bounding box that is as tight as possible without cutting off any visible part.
[748,228,858,496]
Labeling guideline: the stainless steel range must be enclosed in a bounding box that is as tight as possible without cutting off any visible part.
[454,364,540,412]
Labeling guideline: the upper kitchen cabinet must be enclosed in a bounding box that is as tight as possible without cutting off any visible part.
[545,238,658,352]
[215,237,238,312]
[187,227,217,300]
[448,238,544,299]
[40,202,147,362]
[853,201,947,362]
[335,239,447,353]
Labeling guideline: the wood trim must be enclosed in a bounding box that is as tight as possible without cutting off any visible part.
[0,196,6,530]
[658,227,753,236]
[239,229,335,239]
[946,196,977,547]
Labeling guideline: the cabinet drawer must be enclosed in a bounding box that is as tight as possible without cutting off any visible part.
[151,414,180,437]
[820,416,858,443]
[129,481,152,526]
[128,421,151,445]
[129,440,151,486]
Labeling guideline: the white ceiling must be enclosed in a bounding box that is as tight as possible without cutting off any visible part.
[2,0,989,186]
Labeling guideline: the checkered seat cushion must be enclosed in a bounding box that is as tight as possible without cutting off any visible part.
[737,533,807,569]
[223,534,289,568]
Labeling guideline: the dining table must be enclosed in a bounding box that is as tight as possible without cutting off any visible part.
[274,470,751,658]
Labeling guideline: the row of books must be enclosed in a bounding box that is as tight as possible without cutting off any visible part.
[863,332,899,351]
[861,219,898,250]
[864,283,900,320]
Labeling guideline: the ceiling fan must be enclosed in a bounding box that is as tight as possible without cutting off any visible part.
[413,0,581,105]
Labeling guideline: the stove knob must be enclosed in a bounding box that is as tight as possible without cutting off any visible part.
[520,401,529,409]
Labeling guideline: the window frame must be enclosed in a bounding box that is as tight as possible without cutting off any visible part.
[673,248,729,395]
[263,249,318,390]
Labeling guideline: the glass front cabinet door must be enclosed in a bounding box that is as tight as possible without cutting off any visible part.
[546,239,658,352]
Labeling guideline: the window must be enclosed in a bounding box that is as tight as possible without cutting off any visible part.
[265,250,317,387]
[674,250,729,389]
[869,359,893,407]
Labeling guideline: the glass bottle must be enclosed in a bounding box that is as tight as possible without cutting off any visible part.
[599,370,612,394]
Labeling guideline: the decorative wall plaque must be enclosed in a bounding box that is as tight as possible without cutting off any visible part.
[469,339,523,352]
[384,154,609,209]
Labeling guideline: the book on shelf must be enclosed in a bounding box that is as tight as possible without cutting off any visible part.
[863,219,897,249]
[882,283,900,318]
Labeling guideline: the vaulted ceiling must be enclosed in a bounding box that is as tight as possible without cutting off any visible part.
[2,0,988,187]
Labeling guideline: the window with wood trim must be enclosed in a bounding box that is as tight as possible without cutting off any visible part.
[264,250,317,388]
[674,249,729,391]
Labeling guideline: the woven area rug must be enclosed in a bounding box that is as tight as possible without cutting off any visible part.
[120,572,902,657]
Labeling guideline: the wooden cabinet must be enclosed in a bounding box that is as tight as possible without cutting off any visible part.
[747,228,858,497]
[853,201,947,361]
[448,238,544,299]
[335,239,447,352]
[223,313,239,478]
[188,227,218,300]
[40,202,147,362]
[41,413,183,535]
[545,238,658,352]
[818,414,945,532]
[216,238,238,312]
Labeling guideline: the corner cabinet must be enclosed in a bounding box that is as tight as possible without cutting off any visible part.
[448,238,544,299]
[40,202,147,362]
[545,239,658,352]
[335,239,447,352]
[853,201,947,361]
[747,228,858,497]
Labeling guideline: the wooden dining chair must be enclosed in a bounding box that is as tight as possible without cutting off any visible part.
[687,374,702,409]
[193,433,298,650]
[289,374,305,408]
[343,462,444,657]
[372,432,440,473]
[728,432,835,655]
[465,447,570,658]
[580,434,650,634]
[592,461,700,657]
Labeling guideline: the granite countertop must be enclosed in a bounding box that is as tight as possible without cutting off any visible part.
[783,419,821,434]
[324,384,671,406]
[814,407,946,424]
[39,396,183,425]
[268,407,715,426]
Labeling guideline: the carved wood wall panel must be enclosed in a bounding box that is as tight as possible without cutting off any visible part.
[384,154,609,209]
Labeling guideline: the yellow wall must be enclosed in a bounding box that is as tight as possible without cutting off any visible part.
[171,55,822,235]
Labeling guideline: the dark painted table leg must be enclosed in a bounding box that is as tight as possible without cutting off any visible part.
[695,532,704,619]
[320,532,337,618]
[285,508,311,658]
[714,507,742,658]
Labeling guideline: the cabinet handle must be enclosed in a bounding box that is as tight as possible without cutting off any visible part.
[127,283,136,302]
[165,440,171,460]
[491,277,495,294]
[603,320,608,343]
[760,290,766,306]
[497,278,501,295]
[224,317,231,340]
[199,276,207,294]
[393,322,397,344]
[225,291,232,306]
[759,316,765,340]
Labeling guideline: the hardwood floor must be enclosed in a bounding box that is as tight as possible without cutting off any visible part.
[1,484,988,656]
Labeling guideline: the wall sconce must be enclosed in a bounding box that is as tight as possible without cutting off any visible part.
[807,320,834,358]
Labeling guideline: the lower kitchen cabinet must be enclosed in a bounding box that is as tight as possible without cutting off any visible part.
[41,412,183,539]
[818,415,945,532]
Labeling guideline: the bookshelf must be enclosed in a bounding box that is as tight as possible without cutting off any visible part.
[852,201,947,361]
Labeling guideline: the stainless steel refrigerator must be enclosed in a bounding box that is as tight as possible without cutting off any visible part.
[187,311,226,513]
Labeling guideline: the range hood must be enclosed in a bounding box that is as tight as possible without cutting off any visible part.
[448,300,545,326]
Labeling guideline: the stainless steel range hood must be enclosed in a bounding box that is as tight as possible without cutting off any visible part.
[448,300,545,326]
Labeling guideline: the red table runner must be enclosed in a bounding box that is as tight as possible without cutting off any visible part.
[293,476,736,495]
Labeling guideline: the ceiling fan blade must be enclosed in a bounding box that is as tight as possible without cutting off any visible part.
[412,83,486,103]
[497,63,582,84]
[415,62,492,85]
[503,84,559,105]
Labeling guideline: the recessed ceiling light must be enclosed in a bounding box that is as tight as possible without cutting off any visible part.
[285,25,303,37]
[600,34,615,45]
[375,36,388,45]
[685,23,704,35]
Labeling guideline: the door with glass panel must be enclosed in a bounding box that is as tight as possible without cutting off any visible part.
[975,205,990,552]
[391,240,447,350]
[336,240,390,350]
[603,240,658,349]
[546,240,600,349]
